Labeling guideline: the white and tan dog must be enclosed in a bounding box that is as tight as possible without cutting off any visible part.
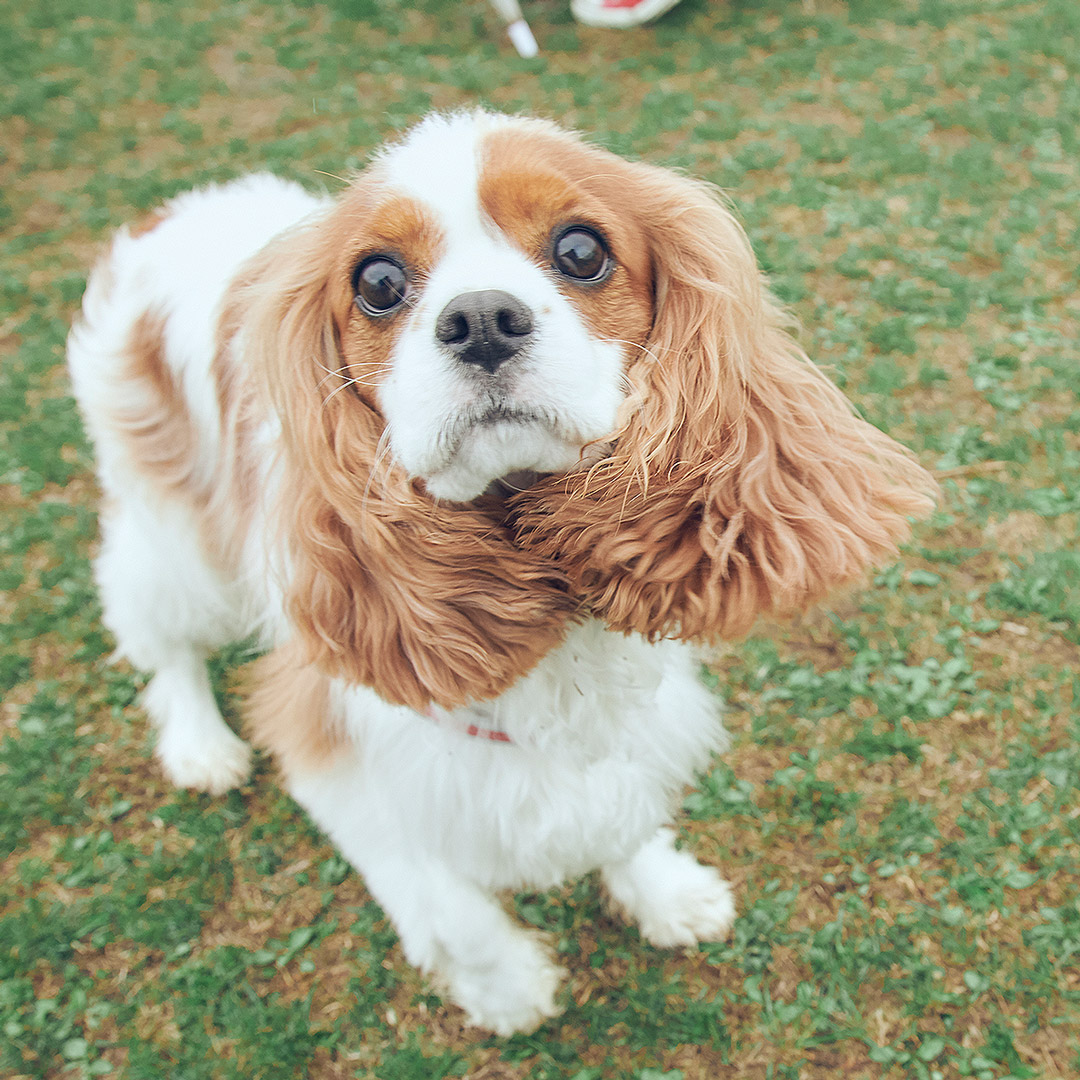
[68,111,934,1034]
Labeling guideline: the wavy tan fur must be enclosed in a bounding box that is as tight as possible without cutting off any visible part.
[231,181,579,711]
[243,642,343,775]
[113,311,203,505]
[510,138,937,639]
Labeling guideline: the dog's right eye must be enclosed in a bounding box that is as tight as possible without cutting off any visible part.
[353,256,409,315]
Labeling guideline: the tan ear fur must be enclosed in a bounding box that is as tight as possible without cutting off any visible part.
[512,155,937,640]
[234,207,578,711]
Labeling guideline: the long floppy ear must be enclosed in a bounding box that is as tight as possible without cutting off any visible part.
[512,157,936,640]
[233,210,577,710]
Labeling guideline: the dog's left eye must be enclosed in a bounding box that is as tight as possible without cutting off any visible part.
[553,227,611,282]
[353,256,409,315]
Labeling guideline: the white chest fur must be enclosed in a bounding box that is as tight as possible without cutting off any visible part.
[290,621,726,892]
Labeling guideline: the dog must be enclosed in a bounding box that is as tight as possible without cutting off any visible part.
[67,111,935,1034]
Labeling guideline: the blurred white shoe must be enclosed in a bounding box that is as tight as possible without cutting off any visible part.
[571,0,685,28]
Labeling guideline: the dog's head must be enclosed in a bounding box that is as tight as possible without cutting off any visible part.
[238,111,935,704]
[252,111,657,503]
[362,113,656,503]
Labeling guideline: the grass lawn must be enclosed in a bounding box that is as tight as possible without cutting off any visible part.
[2,0,1079,1076]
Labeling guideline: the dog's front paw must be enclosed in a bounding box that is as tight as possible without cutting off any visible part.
[445,931,566,1036]
[156,723,252,796]
[603,828,736,949]
[633,861,736,948]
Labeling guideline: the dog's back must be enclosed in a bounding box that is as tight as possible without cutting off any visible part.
[67,175,324,793]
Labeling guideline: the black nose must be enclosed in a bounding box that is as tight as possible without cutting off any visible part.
[434,290,535,374]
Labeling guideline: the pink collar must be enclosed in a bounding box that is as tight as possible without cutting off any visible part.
[423,704,513,744]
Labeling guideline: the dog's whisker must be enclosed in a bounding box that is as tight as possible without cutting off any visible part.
[314,365,381,402]
[358,427,395,543]
[312,358,353,391]
[313,357,382,397]
[599,336,666,367]
[312,356,347,378]
[311,169,351,186]
[315,370,350,393]
[322,378,360,407]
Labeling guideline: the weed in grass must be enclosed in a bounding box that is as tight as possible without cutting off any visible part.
[987,551,1080,641]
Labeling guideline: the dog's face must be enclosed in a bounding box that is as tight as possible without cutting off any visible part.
[247,110,934,703]
[323,113,654,501]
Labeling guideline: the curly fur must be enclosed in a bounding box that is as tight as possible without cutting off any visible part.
[510,137,936,637]
[233,212,578,709]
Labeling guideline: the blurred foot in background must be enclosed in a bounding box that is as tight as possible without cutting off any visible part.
[571,0,684,27]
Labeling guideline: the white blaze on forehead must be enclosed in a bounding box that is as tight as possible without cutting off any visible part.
[373,112,559,313]
[373,111,564,246]
[376,112,497,243]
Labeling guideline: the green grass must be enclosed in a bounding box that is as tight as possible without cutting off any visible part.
[3,0,1079,1076]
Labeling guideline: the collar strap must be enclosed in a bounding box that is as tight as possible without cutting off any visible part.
[423,704,513,744]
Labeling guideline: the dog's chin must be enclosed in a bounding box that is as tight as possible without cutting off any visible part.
[421,420,584,504]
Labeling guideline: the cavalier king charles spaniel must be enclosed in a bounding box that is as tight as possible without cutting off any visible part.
[68,111,934,1034]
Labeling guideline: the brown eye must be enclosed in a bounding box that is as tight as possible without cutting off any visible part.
[553,227,611,282]
[353,256,408,315]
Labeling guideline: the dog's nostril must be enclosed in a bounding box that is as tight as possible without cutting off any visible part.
[497,306,533,337]
[440,311,470,345]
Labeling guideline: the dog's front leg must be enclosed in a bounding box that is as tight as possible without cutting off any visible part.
[353,853,566,1035]
[602,826,736,948]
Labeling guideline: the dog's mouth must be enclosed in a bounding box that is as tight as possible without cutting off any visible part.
[420,398,612,504]
[485,469,542,497]
[475,403,546,428]
[450,400,555,444]
[482,439,615,500]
